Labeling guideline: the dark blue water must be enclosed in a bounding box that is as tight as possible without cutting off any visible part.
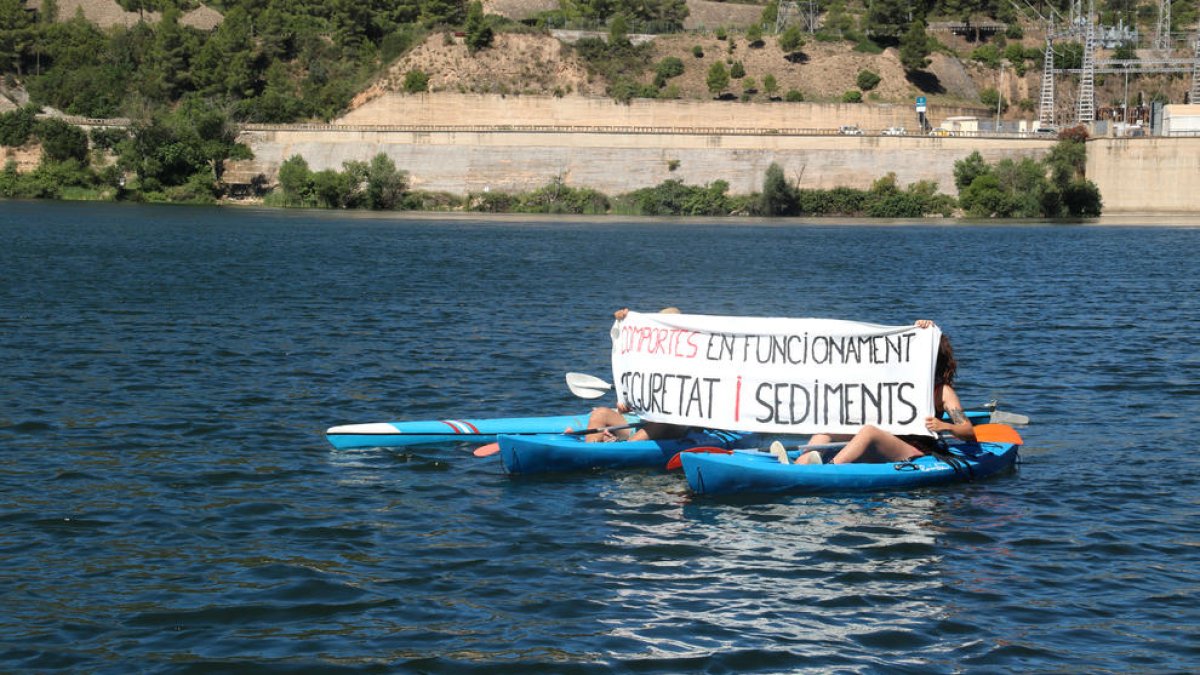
[2,202,1198,673]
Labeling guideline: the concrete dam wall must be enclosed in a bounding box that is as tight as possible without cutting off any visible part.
[225,93,1056,198]
[228,94,1200,212]
[1086,137,1200,213]
[228,128,1054,198]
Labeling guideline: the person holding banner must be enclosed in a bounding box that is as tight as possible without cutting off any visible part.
[787,320,975,465]
[577,306,689,443]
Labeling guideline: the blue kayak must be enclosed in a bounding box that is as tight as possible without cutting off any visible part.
[681,441,1019,495]
[498,429,758,475]
[325,412,636,450]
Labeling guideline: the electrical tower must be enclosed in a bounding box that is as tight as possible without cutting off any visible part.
[1154,0,1172,52]
[775,1,796,33]
[1076,4,1097,126]
[1015,0,1200,128]
[1192,35,1200,102]
[1039,36,1056,128]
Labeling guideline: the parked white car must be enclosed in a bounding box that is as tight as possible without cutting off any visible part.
[882,127,907,136]
[838,125,864,136]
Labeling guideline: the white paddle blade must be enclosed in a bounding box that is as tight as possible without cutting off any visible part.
[565,372,612,399]
[989,410,1030,427]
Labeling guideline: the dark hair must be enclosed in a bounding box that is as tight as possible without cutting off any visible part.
[935,334,957,386]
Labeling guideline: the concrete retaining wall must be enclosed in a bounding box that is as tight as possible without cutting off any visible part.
[1087,137,1200,213]
[228,126,1054,196]
[337,93,990,133]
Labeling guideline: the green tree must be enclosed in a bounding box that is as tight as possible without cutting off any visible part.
[979,87,1008,113]
[278,154,313,206]
[420,0,466,27]
[763,73,778,97]
[953,151,990,191]
[867,0,912,44]
[746,24,764,47]
[116,0,158,21]
[608,13,630,48]
[0,0,33,74]
[192,7,256,99]
[0,106,36,146]
[760,162,797,216]
[706,61,729,96]
[35,117,88,163]
[134,5,197,103]
[464,1,493,54]
[778,25,804,57]
[364,153,407,209]
[730,61,745,79]
[899,21,931,73]
[654,56,684,87]
[404,69,430,93]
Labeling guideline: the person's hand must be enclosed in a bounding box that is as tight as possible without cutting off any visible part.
[614,308,630,321]
[914,319,935,329]
[925,416,946,433]
[616,402,631,414]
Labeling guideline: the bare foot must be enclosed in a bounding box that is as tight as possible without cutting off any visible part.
[797,450,823,465]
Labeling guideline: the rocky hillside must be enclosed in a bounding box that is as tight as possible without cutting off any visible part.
[353,31,997,113]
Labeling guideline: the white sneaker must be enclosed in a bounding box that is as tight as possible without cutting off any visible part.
[768,441,790,464]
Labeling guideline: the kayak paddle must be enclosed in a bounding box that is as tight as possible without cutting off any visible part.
[988,410,1030,426]
[472,423,641,457]
[973,423,1023,445]
[565,372,612,399]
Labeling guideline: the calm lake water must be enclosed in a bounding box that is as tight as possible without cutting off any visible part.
[2,201,1198,673]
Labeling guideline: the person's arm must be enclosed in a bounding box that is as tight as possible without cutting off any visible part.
[926,385,975,441]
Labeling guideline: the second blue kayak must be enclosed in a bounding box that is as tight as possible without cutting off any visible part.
[680,441,1020,495]
[498,429,758,475]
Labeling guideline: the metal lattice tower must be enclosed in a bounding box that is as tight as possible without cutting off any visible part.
[1192,35,1200,102]
[802,0,819,33]
[775,1,796,33]
[1154,0,1172,52]
[1039,37,1057,128]
[1076,10,1097,124]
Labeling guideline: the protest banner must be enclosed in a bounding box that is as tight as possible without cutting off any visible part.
[610,312,941,436]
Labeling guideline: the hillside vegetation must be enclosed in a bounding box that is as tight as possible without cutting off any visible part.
[3,0,1195,122]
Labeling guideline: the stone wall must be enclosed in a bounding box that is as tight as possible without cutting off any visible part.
[1086,137,1200,213]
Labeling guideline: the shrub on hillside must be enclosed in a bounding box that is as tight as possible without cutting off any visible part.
[36,118,89,163]
[404,70,430,93]
[0,107,38,147]
[856,69,881,91]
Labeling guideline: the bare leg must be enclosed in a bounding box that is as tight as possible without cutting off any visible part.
[580,407,630,443]
[830,425,924,464]
[802,433,853,463]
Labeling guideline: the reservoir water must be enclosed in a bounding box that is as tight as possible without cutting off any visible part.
[2,201,1198,672]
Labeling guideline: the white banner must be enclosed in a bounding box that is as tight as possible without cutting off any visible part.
[611,312,941,436]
